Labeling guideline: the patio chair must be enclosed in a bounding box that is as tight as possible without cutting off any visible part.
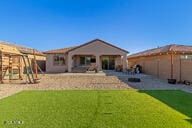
[87,63,98,73]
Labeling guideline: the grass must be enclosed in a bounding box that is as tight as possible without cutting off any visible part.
[0,90,192,128]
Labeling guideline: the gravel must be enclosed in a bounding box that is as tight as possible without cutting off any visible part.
[0,73,131,99]
[1,72,192,99]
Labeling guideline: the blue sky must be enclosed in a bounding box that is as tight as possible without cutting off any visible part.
[0,0,192,54]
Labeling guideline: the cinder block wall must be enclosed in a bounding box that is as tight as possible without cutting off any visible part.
[128,54,192,81]
[169,54,192,81]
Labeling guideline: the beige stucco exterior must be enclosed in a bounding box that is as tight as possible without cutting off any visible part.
[67,40,127,72]
[128,54,192,81]
[45,39,128,73]
[46,54,68,73]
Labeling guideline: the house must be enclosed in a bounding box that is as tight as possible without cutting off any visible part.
[44,39,129,73]
[127,44,192,81]
[0,41,46,72]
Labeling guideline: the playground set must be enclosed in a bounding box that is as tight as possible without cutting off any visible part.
[0,44,42,84]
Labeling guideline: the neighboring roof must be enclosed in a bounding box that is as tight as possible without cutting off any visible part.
[44,39,129,54]
[44,46,78,54]
[0,41,45,56]
[128,44,192,59]
[0,44,21,55]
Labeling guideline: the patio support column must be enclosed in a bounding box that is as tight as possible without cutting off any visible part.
[96,55,100,71]
[68,53,73,72]
[123,54,127,72]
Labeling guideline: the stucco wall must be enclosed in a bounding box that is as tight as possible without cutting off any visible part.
[115,56,122,66]
[128,54,192,81]
[170,54,192,81]
[68,40,127,71]
[128,54,171,79]
[69,40,127,56]
[180,59,192,81]
[46,54,68,73]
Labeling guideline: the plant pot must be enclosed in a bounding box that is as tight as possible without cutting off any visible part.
[167,79,176,84]
[184,80,191,85]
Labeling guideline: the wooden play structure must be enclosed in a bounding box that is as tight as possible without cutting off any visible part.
[0,44,41,84]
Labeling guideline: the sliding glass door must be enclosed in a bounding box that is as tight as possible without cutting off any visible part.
[102,56,115,70]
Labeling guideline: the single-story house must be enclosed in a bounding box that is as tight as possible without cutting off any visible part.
[44,39,129,73]
[127,44,192,81]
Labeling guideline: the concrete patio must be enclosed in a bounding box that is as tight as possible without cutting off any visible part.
[104,71,192,93]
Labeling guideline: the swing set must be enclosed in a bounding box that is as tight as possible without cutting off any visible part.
[0,44,42,84]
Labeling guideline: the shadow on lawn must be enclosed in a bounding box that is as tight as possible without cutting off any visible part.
[139,90,192,124]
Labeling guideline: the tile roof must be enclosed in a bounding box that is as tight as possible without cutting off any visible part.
[128,44,192,59]
[44,46,78,54]
[127,44,192,59]
[170,45,192,52]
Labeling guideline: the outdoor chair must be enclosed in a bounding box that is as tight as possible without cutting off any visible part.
[87,63,98,73]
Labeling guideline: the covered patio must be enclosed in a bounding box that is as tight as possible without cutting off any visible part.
[70,54,126,73]
[66,39,128,72]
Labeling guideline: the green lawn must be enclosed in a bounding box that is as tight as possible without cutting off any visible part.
[0,90,192,128]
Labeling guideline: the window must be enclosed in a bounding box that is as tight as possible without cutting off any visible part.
[53,55,65,65]
[80,57,85,65]
[59,56,65,64]
[80,56,95,65]
[180,55,192,59]
[86,57,91,65]
[91,58,96,63]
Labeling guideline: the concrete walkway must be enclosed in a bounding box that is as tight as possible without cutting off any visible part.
[105,71,192,93]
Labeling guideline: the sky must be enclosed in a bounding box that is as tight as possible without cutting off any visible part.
[0,0,192,54]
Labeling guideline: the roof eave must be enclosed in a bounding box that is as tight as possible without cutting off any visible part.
[67,39,129,54]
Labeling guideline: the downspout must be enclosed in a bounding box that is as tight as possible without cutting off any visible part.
[170,51,173,79]
[179,56,182,82]
[157,59,159,78]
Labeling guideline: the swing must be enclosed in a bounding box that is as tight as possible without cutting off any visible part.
[5,72,18,77]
